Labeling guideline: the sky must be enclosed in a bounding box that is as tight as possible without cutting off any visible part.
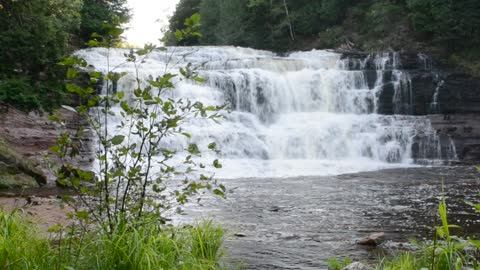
[125,0,180,46]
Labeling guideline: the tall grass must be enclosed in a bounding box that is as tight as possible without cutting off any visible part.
[0,210,225,270]
[0,211,55,269]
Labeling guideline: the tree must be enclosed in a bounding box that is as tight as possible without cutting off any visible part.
[164,0,201,46]
[0,0,82,77]
[406,0,480,51]
[78,0,130,46]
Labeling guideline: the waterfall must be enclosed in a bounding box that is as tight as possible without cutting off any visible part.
[76,47,457,179]
[429,79,444,114]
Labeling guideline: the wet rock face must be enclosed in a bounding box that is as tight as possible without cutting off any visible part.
[0,103,93,187]
[341,52,480,163]
[341,52,480,116]
[0,138,44,188]
[428,114,480,164]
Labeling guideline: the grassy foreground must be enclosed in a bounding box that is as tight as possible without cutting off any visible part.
[0,210,225,270]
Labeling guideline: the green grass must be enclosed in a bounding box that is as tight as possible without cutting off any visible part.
[0,210,226,270]
[327,255,352,270]
[0,210,55,269]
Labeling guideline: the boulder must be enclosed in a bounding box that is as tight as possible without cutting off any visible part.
[357,232,385,246]
[0,103,93,185]
[342,262,372,270]
[0,137,46,188]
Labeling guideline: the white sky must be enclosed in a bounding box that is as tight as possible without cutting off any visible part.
[125,0,180,46]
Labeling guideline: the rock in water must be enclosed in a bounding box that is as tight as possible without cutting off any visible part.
[357,232,385,246]
[342,262,372,270]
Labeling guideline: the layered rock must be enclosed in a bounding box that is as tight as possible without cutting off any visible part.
[0,103,93,187]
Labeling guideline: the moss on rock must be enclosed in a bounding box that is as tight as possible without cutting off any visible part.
[0,138,46,189]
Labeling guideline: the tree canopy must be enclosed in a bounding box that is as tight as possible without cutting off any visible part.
[0,0,130,111]
[166,0,480,58]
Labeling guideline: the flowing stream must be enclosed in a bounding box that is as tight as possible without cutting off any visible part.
[77,46,457,179]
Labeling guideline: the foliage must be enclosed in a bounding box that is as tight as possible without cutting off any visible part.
[167,0,351,51]
[0,210,225,270]
[0,210,54,269]
[318,26,345,49]
[167,0,480,74]
[406,0,480,51]
[164,0,202,46]
[327,255,352,270]
[0,78,40,112]
[0,77,66,112]
[0,0,82,77]
[364,1,404,37]
[78,0,130,47]
[0,0,131,112]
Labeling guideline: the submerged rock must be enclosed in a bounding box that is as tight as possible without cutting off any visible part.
[357,232,385,246]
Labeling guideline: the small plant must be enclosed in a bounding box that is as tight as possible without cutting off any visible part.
[52,13,226,232]
[327,255,352,270]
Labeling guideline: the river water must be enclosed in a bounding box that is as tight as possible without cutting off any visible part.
[182,166,480,269]
[76,46,476,269]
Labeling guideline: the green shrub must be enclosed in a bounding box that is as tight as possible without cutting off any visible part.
[0,78,41,112]
[0,77,65,112]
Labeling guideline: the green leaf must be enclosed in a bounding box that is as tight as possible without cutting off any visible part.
[67,68,79,79]
[120,101,130,113]
[75,211,89,220]
[90,72,103,79]
[213,189,225,198]
[174,30,183,41]
[188,144,200,155]
[194,77,206,83]
[208,142,217,150]
[88,40,100,47]
[213,159,222,169]
[110,135,125,145]
[66,84,86,95]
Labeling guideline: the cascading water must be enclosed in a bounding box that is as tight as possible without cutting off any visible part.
[76,46,456,179]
